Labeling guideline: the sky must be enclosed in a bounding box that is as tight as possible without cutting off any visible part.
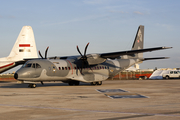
[0,0,180,73]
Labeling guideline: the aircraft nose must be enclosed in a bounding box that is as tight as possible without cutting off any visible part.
[14,73,18,79]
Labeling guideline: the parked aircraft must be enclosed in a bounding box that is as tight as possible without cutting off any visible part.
[0,26,38,73]
[14,25,172,88]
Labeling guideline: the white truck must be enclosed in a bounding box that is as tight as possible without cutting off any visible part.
[162,70,180,79]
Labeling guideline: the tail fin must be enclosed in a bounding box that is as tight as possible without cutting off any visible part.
[131,25,144,58]
[8,26,38,60]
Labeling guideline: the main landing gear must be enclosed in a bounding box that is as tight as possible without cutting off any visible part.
[91,81,102,86]
[28,84,36,88]
[68,81,80,86]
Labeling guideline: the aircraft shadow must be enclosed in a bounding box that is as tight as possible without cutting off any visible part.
[0,82,92,88]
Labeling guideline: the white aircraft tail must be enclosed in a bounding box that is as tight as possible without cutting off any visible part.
[0,26,38,73]
[8,26,38,61]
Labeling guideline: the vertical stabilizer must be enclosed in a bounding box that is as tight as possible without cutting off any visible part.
[131,25,144,58]
[8,26,38,60]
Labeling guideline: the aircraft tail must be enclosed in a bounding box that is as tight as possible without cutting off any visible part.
[131,25,144,58]
[8,26,38,61]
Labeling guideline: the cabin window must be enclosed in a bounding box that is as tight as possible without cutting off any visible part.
[62,67,64,70]
[65,67,67,70]
[102,66,104,69]
[59,67,61,70]
[68,67,70,70]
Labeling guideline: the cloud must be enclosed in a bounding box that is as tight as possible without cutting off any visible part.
[133,11,144,15]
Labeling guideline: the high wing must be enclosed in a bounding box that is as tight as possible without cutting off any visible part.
[100,46,172,59]
[49,25,172,64]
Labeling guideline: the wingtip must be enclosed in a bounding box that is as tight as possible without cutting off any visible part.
[162,46,173,49]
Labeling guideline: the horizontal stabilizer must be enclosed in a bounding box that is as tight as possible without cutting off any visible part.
[142,57,170,61]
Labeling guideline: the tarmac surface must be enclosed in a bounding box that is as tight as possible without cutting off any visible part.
[0,79,180,120]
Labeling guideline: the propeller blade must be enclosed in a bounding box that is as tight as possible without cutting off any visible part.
[39,50,44,59]
[77,46,83,57]
[76,43,90,74]
[84,42,89,56]
[45,46,49,59]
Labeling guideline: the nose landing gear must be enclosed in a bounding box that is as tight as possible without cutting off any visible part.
[28,84,36,88]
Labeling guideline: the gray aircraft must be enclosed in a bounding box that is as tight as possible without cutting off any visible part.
[14,25,171,88]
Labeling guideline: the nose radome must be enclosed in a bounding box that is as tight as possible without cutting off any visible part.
[14,73,18,79]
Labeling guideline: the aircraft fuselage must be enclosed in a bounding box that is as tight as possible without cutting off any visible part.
[15,58,140,83]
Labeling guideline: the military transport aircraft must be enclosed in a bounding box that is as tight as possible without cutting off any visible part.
[0,26,38,73]
[14,25,172,88]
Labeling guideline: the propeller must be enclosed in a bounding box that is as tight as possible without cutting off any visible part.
[76,43,90,73]
[39,46,49,59]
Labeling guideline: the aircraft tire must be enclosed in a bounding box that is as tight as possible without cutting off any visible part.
[91,82,96,86]
[97,81,102,85]
[74,81,80,85]
[28,84,36,88]
[68,81,74,86]
[32,84,36,88]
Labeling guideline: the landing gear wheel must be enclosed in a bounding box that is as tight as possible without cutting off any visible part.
[96,81,102,85]
[68,81,80,86]
[74,81,80,86]
[28,84,36,88]
[32,84,36,88]
[91,82,96,86]
[68,81,74,86]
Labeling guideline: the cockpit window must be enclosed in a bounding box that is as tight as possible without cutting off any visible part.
[32,63,41,68]
[32,63,36,68]
[23,63,41,68]
[36,63,41,68]
[24,63,32,68]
